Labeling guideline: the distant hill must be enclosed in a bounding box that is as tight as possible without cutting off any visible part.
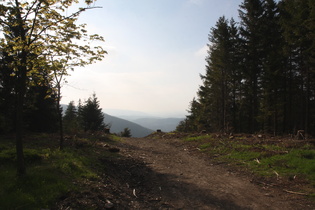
[131,118,184,132]
[104,113,154,138]
[61,104,153,137]
[104,109,186,121]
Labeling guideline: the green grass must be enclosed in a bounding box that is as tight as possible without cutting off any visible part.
[0,133,115,209]
[199,143,212,150]
[0,148,44,164]
[184,134,212,142]
[49,149,99,179]
[227,151,261,162]
[257,149,315,180]
[109,134,122,141]
[0,164,71,209]
[182,134,315,186]
[0,150,74,209]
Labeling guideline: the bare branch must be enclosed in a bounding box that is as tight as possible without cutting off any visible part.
[23,0,39,21]
[28,1,42,44]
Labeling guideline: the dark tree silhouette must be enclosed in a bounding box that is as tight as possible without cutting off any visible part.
[79,94,105,132]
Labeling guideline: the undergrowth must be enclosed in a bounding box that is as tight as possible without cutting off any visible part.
[0,133,115,209]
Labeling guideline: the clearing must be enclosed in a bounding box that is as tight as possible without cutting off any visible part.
[55,133,315,209]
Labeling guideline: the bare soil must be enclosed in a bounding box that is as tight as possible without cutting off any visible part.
[55,134,315,209]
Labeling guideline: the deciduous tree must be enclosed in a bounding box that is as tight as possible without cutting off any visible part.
[0,0,105,176]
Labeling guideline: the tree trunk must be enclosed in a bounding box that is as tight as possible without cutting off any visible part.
[14,0,27,177]
[58,104,64,150]
[305,67,310,138]
[15,61,27,176]
[57,85,64,150]
[16,97,26,176]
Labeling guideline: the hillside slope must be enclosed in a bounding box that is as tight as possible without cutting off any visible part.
[104,113,153,137]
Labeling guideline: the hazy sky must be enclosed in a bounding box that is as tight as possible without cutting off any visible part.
[61,0,243,117]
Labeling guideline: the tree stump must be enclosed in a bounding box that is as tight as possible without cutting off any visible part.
[296,130,305,140]
[104,128,110,134]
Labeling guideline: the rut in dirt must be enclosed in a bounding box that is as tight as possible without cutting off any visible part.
[106,136,313,210]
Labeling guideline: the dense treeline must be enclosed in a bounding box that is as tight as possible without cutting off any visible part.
[177,0,315,136]
[0,70,105,134]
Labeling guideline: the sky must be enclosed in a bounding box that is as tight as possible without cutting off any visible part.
[60,0,243,118]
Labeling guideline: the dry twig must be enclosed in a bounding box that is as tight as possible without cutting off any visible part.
[133,189,138,198]
[284,190,308,196]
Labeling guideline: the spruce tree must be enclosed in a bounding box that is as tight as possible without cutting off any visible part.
[0,51,15,133]
[228,18,243,133]
[279,0,315,135]
[178,0,315,136]
[191,17,242,133]
[63,101,79,134]
[80,94,105,132]
[120,128,132,137]
[258,0,284,135]
[238,0,265,133]
[25,85,58,133]
[187,98,204,132]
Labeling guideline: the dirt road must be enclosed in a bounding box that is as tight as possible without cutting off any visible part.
[55,135,314,209]
[109,136,313,210]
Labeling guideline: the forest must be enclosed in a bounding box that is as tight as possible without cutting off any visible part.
[177,0,315,137]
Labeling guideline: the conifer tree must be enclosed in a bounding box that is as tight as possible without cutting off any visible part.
[63,101,79,134]
[186,98,204,131]
[179,0,315,136]
[202,16,232,132]
[187,17,242,133]
[258,0,284,135]
[279,0,315,135]
[25,83,58,133]
[0,51,15,133]
[238,0,265,132]
[79,94,105,132]
[120,128,132,137]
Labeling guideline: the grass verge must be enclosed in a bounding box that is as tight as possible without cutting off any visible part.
[0,133,116,209]
[182,134,315,195]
